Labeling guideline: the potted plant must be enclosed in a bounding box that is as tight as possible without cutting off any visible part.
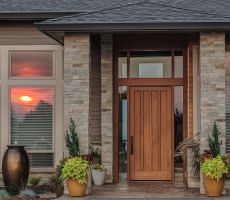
[81,146,101,193]
[201,156,228,197]
[61,157,89,197]
[91,163,106,186]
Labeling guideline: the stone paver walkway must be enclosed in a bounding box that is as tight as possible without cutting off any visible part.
[58,182,230,200]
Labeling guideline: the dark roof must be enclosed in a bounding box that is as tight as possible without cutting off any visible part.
[0,0,140,12]
[0,0,136,20]
[35,0,230,32]
[40,1,230,24]
[2,0,230,35]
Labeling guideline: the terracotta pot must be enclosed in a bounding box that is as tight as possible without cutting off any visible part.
[2,145,30,195]
[67,178,87,197]
[203,175,224,197]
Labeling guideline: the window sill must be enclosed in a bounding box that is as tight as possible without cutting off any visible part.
[30,168,54,173]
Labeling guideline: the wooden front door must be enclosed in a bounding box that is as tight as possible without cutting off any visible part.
[129,86,173,180]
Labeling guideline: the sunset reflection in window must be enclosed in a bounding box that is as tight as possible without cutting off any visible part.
[10,88,54,151]
[11,51,53,77]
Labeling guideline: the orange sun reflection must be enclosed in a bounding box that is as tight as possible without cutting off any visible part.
[20,96,32,103]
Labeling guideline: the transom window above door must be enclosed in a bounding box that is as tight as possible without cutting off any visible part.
[118,50,184,78]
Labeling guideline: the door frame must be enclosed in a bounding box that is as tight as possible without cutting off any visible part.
[113,39,188,183]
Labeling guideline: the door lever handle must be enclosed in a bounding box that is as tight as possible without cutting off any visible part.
[130,136,134,155]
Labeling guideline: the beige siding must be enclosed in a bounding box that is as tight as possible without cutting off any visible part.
[0,23,59,45]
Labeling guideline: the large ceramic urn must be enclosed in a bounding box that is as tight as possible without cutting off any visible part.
[2,145,30,195]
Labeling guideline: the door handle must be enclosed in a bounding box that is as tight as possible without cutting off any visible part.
[130,136,134,155]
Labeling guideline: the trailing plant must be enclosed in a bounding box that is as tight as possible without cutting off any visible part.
[201,156,228,181]
[33,184,55,195]
[48,174,63,186]
[65,118,80,157]
[29,176,42,188]
[55,157,69,178]
[222,155,230,179]
[61,157,89,184]
[81,146,101,165]
[92,163,106,171]
[176,135,200,176]
[0,190,9,200]
[89,146,101,164]
[208,122,222,158]
[19,188,37,199]
[48,174,64,197]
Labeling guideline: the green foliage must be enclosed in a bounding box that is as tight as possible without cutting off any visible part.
[92,163,106,171]
[65,118,80,157]
[0,190,9,200]
[201,156,228,181]
[29,176,42,188]
[19,188,37,198]
[208,122,222,158]
[61,157,89,184]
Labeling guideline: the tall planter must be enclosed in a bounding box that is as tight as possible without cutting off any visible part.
[2,145,30,195]
[203,175,224,197]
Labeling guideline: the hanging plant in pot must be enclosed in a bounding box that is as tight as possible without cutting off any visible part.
[92,164,106,186]
[61,157,89,197]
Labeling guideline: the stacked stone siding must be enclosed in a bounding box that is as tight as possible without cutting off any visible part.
[101,34,113,183]
[200,32,226,193]
[64,33,91,155]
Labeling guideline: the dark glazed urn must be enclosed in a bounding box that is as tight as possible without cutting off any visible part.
[2,145,30,195]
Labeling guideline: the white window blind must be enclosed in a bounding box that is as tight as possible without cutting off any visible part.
[10,87,54,167]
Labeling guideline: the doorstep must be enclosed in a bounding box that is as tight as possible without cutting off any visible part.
[57,182,230,200]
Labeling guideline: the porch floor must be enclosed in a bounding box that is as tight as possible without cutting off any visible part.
[58,182,230,199]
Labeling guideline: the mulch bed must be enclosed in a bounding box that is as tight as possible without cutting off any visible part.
[7,198,51,200]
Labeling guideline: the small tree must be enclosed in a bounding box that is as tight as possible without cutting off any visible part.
[65,118,80,157]
[208,122,222,158]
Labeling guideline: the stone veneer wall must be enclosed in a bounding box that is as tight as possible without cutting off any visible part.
[64,33,91,155]
[101,34,113,183]
[200,32,226,193]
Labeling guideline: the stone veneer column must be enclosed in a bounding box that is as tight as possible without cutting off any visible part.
[101,34,113,183]
[200,32,226,193]
[64,33,91,155]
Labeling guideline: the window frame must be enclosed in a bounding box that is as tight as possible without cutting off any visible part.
[0,45,63,172]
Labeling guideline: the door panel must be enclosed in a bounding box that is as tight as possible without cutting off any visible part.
[129,86,172,180]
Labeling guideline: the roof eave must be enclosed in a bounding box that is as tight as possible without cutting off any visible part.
[36,22,230,32]
[0,12,79,21]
